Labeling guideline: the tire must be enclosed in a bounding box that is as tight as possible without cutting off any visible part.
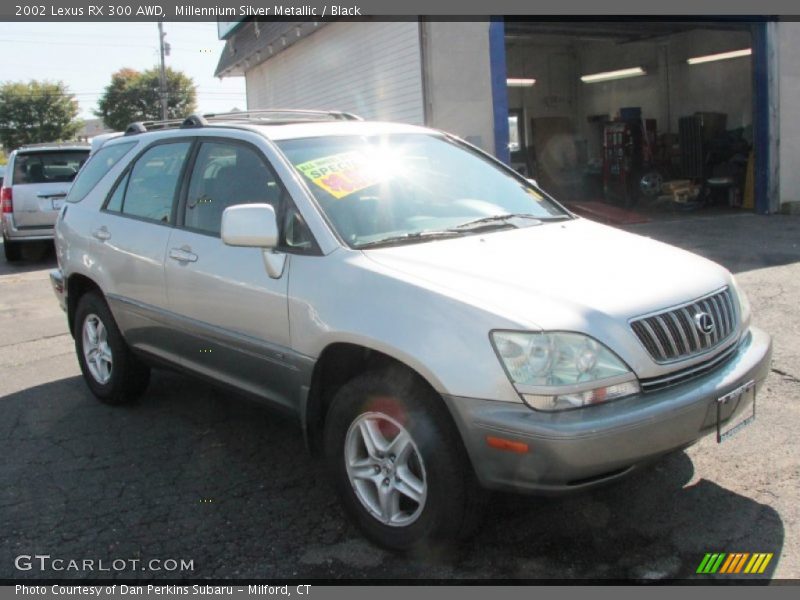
[3,236,21,262]
[323,367,484,551]
[73,291,150,405]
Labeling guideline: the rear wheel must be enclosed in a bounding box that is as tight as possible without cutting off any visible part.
[323,367,484,550]
[74,292,150,404]
[2,236,21,262]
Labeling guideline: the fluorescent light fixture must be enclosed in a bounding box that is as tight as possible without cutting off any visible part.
[507,78,536,87]
[580,67,646,84]
[687,48,752,65]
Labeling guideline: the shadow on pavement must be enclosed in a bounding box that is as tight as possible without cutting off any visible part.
[0,370,784,581]
[0,240,56,275]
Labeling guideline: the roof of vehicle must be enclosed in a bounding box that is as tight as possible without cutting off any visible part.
[110,110,441,146]
[240,120,437,141]
[89,132,124,155]
[16,141,91,153]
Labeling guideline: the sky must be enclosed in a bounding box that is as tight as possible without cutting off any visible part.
[1,22,248,121]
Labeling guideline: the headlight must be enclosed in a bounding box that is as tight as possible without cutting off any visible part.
[491,331,640,411]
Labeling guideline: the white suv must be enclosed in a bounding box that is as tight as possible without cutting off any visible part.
[2,142,90,261]
[50,111,771,550]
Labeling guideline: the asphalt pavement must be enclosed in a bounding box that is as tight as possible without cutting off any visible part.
[1,212,798,580]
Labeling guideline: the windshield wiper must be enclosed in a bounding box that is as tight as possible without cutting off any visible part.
[454,213,543,231]
[454,213,573,231]
[356,230,465,249]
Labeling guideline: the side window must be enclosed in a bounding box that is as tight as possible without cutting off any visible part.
[104,172,129,213]
[67,142,136,203]
[282,206,314,251]
[183,142,283,236]
[120,142,190,224]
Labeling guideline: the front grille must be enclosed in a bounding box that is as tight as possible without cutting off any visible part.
[639,338,741,393]
[630,287,738,363]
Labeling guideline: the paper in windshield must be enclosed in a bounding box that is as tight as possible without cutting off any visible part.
[295,151,387,199]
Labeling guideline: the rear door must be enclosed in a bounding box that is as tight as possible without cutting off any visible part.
[95,140,192,360]
[164,136,295,408]
[11,149,89,228]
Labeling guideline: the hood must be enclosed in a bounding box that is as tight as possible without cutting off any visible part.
[362,218,731,332]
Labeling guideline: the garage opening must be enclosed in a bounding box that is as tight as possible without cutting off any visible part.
[503,21,760,221]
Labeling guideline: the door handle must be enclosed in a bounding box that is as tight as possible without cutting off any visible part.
[169,246,198,263]
[92,227,111,241]
[37,192,67,199]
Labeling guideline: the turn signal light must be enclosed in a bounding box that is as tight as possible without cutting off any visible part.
[486,436,529,454]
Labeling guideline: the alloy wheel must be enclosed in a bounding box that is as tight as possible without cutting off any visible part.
[82,313,113,384]
[344,411,427,527]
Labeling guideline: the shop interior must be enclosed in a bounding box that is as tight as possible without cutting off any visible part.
[504,22,756,217]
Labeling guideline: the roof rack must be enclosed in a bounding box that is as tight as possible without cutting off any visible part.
[124,109,363,136]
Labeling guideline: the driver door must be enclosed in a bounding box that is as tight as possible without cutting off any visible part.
[164,138,297,409]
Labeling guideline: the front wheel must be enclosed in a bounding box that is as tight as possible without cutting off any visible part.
[323,368,484,550]
[74,292,150,405]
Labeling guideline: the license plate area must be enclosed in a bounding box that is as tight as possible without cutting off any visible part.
[51,198,64,210]
[716,380,755,443]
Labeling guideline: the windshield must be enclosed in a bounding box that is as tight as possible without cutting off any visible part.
[276,133,569,248]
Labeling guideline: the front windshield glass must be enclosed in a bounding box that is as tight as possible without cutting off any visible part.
[276,133,569,248]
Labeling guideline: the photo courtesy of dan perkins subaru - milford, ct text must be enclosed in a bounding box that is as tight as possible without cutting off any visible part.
[15,585,312,596]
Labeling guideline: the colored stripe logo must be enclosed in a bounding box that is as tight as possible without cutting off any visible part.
[697,553,773,574]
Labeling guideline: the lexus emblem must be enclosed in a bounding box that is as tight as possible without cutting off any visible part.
[694,311,715,335]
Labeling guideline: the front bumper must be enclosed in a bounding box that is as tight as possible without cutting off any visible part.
[444,326,772,494]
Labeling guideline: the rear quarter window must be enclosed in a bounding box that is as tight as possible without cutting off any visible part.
[13,150,89,185]
[66,142,136,203]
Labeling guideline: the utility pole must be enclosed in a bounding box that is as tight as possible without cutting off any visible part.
[158,21,168,120]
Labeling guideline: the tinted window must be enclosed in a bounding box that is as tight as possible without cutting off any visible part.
[183,142,282,235]
[67,142,136,203]
[13,150,89,185]
[121,142,190,224]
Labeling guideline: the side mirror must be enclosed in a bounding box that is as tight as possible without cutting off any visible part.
[221,204,279,248]
[221,203,286,279]
[526,178,539,188]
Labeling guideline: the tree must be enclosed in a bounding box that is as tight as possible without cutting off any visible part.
[0,81,82,150]
[95,67,197,131]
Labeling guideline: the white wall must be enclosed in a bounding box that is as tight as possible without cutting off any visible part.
[422,21,496,153]
[506,40,577,122]
[577,40,666,130]
[245,21,425,125]
[778,22,800,207]
[666,30,753,132]
[578,30,752,135]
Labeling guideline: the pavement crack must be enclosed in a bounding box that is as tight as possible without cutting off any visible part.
[0,332,71,349]
[771,367,800,384]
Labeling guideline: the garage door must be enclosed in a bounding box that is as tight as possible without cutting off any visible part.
[246,21,425,125]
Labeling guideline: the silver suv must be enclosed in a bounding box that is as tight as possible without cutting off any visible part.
[2,142,90,261]
[50,111,772,550]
